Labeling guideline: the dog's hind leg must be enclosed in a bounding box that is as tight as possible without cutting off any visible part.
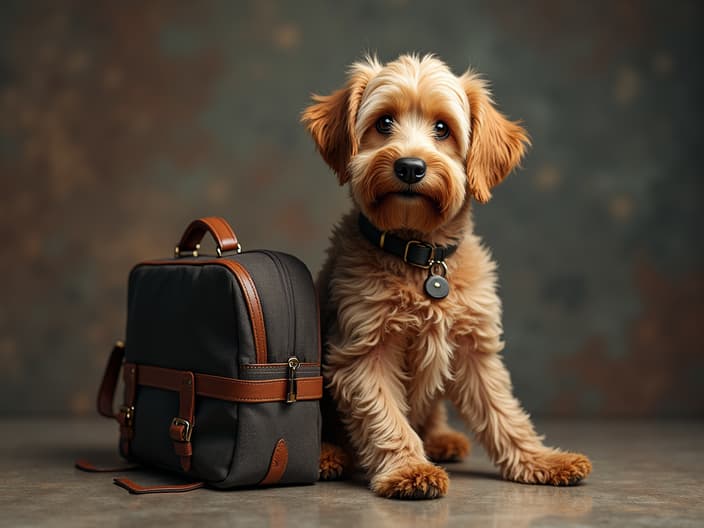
[448,337,592,486]
[420,399,471,463]
[319,386,354,480]
[319,442,352,481]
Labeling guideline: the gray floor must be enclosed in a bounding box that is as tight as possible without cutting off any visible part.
[1,419,702,527]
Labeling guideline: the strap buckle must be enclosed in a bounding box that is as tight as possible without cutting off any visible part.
[403,240,436,268]
[170,417,193,442]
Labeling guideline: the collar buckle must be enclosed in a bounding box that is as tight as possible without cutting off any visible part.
[403,240,435,268]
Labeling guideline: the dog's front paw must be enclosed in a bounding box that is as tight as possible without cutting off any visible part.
[371,462,449,500]
[319,442,350,481]
[509,451,592,486]
[424,430,471,463]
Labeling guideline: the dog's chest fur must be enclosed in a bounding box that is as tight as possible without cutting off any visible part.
[320,211,504,426]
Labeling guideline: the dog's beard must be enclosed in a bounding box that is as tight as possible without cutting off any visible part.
[350,149,466,233]
[368,193,442,233]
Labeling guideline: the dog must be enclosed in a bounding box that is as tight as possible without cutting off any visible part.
[302,54,591,499]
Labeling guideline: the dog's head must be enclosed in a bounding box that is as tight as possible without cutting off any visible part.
[302,54,529,233]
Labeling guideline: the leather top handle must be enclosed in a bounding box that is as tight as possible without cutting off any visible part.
[175,217,241,257]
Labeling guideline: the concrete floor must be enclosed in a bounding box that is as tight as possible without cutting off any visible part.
[0,419,702,527]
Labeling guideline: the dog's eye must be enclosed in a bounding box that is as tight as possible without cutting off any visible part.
[433,121,450,140]
[375,115,394,135]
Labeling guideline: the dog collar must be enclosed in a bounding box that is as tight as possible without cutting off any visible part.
[357,214,458,269]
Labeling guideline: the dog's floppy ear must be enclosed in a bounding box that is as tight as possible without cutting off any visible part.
[461,71,530,203]
[301,57,380,184]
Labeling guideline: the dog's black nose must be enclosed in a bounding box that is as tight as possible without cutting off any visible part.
[394,157,426,184]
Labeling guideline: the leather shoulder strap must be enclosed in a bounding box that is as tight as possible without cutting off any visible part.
[97,341,126,418]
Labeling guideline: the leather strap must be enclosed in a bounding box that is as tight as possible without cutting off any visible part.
[97,341,125,418]
[135,362,323,403]
[177,217,240,255]
[219,260,268,363]
[137,259,268,363]
[168,371,195,472]
[113,478,205,494]
[94,342,136,460]
[75,459,139,472]
[197,373,323,402]
[259,438,288,486]
[358,213,458,268]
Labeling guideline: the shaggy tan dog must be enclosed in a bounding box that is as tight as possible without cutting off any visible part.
[302,54,591,500]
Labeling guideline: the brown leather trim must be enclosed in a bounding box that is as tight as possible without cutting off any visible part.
[136,362,182,390]
[196,373,323,402]
[97,342,125,418]
[75,459,139,473]
[135,259,268,364]
[259,438,288,486]
[177,216,239,253]
[218,260,268,363]
[211,216,239,250]
[171,371,195,472]
[136,363,323,402]
[173,441,192,457]
[113,478,204,494]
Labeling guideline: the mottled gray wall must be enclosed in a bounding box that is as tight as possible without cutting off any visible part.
[0,0,702,416]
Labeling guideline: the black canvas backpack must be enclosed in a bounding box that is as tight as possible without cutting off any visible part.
[77,217,323,493]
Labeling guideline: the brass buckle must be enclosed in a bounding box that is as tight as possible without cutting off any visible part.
[403,241,435,268]
[119,405,134,427]
[171,417,193,442]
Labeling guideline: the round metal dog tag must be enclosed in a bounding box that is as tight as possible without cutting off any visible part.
[424,274,449,299]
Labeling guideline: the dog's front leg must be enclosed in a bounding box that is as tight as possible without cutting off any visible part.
[449,337,592,485]
[327,335,449,499]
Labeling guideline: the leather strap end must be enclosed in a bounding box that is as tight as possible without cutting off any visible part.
[113,478,205,494]
[75,459,139,473]
[259,438,288,486]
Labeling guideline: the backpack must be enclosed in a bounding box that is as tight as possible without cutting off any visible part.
[77,217,322,493]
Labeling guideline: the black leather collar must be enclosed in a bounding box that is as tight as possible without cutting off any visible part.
[358,214,458,269]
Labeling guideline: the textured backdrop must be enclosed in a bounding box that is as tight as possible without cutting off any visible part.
[0,0,702,417]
